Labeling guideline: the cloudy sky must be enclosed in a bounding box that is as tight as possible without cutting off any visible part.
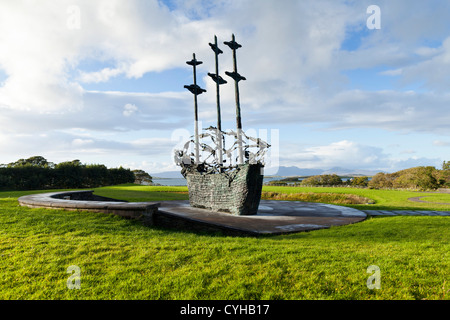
[0,0,449,175]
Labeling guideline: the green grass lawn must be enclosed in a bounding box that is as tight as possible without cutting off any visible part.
[417,194,450,204]
[92,184,450,211]
[0,185,449,300]
[259,185,450,211]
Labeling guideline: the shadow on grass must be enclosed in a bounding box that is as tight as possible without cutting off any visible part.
[273,215,450,244]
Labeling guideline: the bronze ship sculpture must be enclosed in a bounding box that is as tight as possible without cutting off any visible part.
[175,34,270,215]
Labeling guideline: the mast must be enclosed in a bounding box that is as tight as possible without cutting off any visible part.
[224,34,246,165]
[184,53,206,164]
[208,35,227,167]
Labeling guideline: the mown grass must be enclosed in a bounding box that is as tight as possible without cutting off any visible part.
[260,186,450,211]
[92,184,450,211]
[0,185,449,300]
[261,192,374,205]
[418,194,450,204]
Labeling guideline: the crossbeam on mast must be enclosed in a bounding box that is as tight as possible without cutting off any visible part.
[184,53,206,164]
[208,35,227,167]
[224,34,245,165]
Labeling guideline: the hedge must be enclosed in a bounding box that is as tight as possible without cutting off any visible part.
[0,158,134,190]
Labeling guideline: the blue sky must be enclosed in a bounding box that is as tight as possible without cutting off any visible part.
[0,0,449,175]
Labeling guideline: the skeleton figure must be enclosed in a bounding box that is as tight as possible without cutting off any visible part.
[178,35,272,174]
[174,127,270,174]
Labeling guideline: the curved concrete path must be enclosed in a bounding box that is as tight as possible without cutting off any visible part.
[362,209,450,216]
[408,196,450,206]
[17,191,368,236]
[18,191,449,236]
[18,190,160,221]
[156,200,367,236]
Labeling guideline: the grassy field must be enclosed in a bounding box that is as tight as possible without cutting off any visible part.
[92,184,450,211]
[260,186,450,211]
[0,184,449,300]
[417,194,450,204]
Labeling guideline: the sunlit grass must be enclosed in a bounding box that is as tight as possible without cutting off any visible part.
[92,184,450,211]
[260,186,450,211]
[0,185,449,300]
[418,194,450,204]
[261,191,374,205]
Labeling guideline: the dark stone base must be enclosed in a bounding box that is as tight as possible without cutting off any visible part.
[18,190,159,221]
[17,192,368,237]
[186,163,264,215]
[156,200,367,236]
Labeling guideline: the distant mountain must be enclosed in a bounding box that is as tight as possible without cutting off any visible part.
[274,166,381,177]
[151,166,382,179]
[151,170,183,179]
[274,166,324,177]
[322,167,351,174]
[322,167,382,176]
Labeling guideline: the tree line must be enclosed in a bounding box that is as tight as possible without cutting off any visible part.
[266,174,369,187]
[0,156,135,190]
[266,161,450,191]
[368,164,449,190]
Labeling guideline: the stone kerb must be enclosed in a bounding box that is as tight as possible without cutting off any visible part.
[18,190,160,223]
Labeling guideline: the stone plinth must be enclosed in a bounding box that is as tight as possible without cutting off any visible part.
[18,190,159,223]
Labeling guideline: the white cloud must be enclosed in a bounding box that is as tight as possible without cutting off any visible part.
[415,46,441,57]
[1,0,448,133]
[0,0,449,172]
[122,160,179,174]
[0,90,192,135]
[400,149,416,154]
[279,140,442,172]
[389,157,442,171]
[379,69,402,76]
[123,103,138,117]
[0,0,225,113]
[397,37,450,91]
[0,1,85,112]
[78,67,124,83]
[280,140,389,170]
[243,89,450,135]
[433,140,450,147]
[72,138,94,147]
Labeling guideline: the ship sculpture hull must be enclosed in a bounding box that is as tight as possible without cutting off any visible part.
[186,163,264,215]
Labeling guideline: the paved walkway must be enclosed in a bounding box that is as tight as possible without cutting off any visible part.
[365,189,450,216]
[408,196,450,205]
[362,210,450,216]
[157,200,367,236]
[18,191,449,237]
[157,201,449,236]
